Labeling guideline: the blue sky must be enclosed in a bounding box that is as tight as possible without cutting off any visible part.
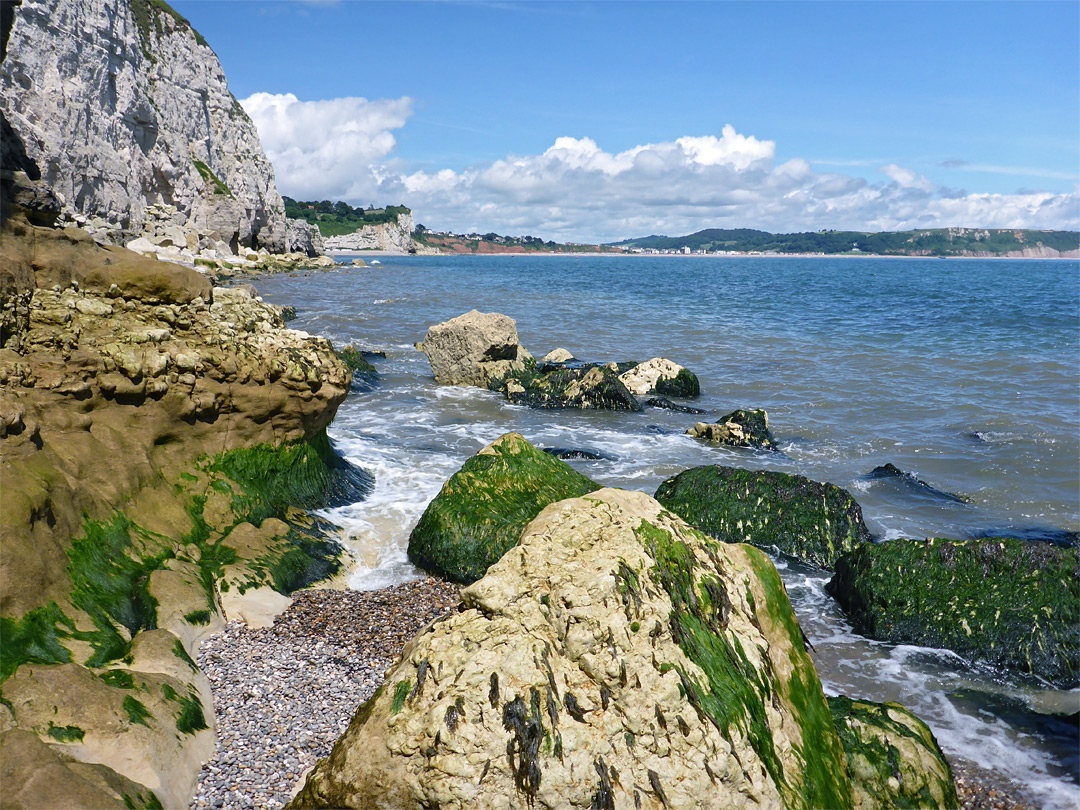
[175,0,1079,241]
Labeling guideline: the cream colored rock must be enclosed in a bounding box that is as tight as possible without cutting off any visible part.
[540,347,575,363]
[687,420,747,444]
[322,212,415,253]
[419,310,533,388]
[291,488,854,810]
[618,357,686,396]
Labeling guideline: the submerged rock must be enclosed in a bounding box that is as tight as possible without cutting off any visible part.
[827,537,1080,687]
[337,344,380,392]
[686,408,776,450]
[829,696,958,810]
[291,488,857,810]
[500,364,642,411]
[541,447,612,461]
[655,465,872,570]
[867,463,969,504]
[618,357,700,398]
[407,433,599,584]
[417,310,533,388]
[645,396,707,415]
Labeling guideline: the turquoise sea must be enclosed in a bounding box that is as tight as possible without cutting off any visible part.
[254,254,1079,809]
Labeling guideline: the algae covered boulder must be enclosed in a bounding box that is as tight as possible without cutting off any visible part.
[499,364,641,411]
[655,465,872,570]
[407,433,600,584]
[291,488,855,810]
[827,537,1080,687]
[686,408,776,450]
[829,696,958,810]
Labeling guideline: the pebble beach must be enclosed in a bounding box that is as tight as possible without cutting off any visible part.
[190,578,1037,810]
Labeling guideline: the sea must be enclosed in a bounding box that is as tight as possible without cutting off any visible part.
[252,254,1080,809]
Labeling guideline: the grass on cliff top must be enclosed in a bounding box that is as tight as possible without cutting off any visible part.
[407,434,600,584]
[131,0,208,59]
[635,518,851,810]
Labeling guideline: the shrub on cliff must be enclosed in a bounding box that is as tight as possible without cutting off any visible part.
[655,464,872,570]
[407,433,599,583]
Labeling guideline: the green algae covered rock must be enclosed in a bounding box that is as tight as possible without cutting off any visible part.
[686,408,776,450]
[829,696,958,810]
[407,433,600,584]
[336,344,379,391]
[291,488,854,810]
[498,363,642,411]
[827,537,1080,687]
[655,464,872,570]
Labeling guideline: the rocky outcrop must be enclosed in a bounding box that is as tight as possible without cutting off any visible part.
[829,696,958,809]
[655,465,872,570]
[285,217,325,258]
[619,357,700,398]
[408,433,599,584]
[867,463,969,504]
[827,537,1079,687]
[686,408,776,450]
[540,347,575,363]
[1,0,288,252]
[502,363,643,411]
[290,488,858,810]
[0,216,358,808]
[322,211,416,253]
[418,310,533,388]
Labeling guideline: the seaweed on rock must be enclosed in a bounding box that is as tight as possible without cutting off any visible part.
[827,536,1080,687]
[408,433,600,583]
[656,465,872,570]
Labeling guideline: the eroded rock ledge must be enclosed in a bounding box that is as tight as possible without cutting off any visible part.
[0,216,356,809]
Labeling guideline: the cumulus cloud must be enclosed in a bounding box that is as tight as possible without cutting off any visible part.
[240,92,413,201]
[241,94,1079,240]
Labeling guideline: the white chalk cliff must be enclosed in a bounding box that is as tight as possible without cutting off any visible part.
[0,0,304,254]
[322,211,416,253]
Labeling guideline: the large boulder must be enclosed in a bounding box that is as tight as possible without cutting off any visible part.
[655,465,872,570]
[686,408,776,450]
[829,696,957,809]
[618,357,700,398]
[827,537,1079,687]
[501,364,642,411]
[291,488,856,810]
[408,433,599,584]
[418,310,533,388]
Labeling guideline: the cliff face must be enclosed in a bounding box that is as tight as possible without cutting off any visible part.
[1,0,289,253]
[322,211,416,253]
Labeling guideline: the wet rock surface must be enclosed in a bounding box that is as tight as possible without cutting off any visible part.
[686,408,776,450]
[655,464,872,570]
[408,432,599,584]
[418,310,533,388]
[827,537,1080,687]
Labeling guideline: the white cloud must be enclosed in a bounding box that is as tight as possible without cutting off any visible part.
[241,94,1079,239]
[240,92,413,201]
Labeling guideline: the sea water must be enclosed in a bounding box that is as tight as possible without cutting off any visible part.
[253,254,1079,808]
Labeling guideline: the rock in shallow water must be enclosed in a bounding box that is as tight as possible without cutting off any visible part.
[655,464,872,570]
[407,433,600,584]
[686,408,776,450]
[827,536,1080,687]
[417,310,532,388]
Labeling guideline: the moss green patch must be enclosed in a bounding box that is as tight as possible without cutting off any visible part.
[173,639,197,671]
[827,537,1079,687]
[175,693,207,734]
[192,160,233,197]
[493,362,642,411]
[67,514,173,668]
[98,669,136,690]
[391,680,411,715]
[656,465,871,570]
[122,790,164,810]
[337,344,379,391]
[46,723,85,743]
[830,695,958,809]
[655,367,701,398]
[130,0,209,60]
[123,695,152,726]
[0,603,74,683]
[407,433,600,584]
[183,609,211,625]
